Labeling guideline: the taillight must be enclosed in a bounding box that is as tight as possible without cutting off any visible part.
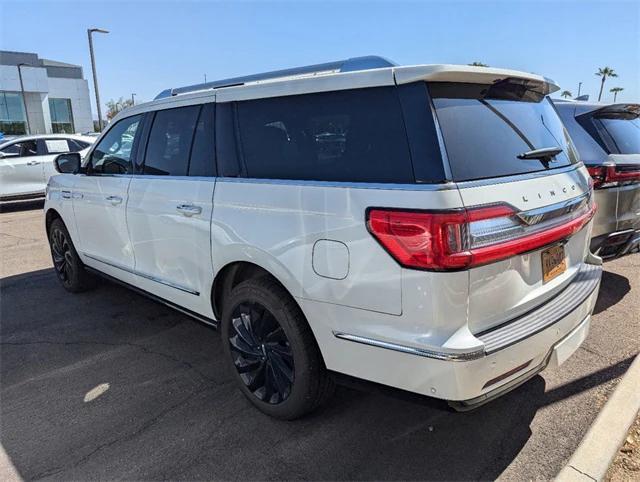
[587,164,640,189]
[367,200,597,271]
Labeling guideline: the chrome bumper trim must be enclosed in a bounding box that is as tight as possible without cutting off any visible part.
[332,332,485,361]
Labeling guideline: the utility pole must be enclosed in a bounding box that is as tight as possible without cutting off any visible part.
[577,82,582,97]
[131,93,136,105]
[17,63,32,134]
[88,28,109,131]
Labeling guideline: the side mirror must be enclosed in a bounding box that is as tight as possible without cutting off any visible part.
[54,152,82,174]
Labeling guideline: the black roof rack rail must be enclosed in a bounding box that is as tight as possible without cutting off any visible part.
[154,55,396,100]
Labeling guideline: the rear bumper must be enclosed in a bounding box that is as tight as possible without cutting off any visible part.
[308,262,602,403]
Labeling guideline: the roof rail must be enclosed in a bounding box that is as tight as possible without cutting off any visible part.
[154,55,396,100]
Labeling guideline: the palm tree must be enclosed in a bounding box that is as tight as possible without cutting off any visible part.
[560,90,572,99]
[469,61,489,67]
[610,87,624,102]
[595,67,617,101]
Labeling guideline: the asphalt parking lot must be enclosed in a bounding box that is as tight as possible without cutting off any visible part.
[1,200,639,481]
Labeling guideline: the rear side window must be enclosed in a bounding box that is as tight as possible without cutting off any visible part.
[144,106,200,176]
[235,87,414,183]
[188,103,216,176]
[431,82,578,182]
[597,115,640,154]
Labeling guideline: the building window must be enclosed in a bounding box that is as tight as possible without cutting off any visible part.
[49,98,75,134]
[0,92,27,135]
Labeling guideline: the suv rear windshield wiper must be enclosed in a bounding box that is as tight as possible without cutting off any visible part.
[517,146,563,160]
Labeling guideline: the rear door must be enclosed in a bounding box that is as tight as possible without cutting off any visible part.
[126,102,216,318]
[0,139,45,197]
[430,81,594,333]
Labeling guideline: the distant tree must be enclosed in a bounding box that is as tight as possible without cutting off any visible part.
[560,90,573,99]
[595,67,618,102]
[610,87,624,102]
[106,97,135,120]
[469,61,489,67]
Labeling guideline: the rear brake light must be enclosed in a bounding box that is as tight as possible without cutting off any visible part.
[367,200,597,271]
[587,164,640,189]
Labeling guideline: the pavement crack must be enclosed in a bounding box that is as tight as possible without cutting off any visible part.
[30,386,211,480]
[568,464,597,481]
[1,339,216,383]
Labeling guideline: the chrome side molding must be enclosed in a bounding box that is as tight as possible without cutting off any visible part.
[82,253,200,296]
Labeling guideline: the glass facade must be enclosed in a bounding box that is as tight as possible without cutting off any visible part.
[49,98,75,134]
[0,92,27,135]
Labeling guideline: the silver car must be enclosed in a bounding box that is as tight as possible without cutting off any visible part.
[554,100,640,259]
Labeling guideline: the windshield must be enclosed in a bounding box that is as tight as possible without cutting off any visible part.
[430,82,578,182]
[598,116,640,154]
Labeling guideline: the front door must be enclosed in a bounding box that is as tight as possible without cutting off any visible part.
[126,103,216,318]
[0,139,45,198]
[72,114,143,279]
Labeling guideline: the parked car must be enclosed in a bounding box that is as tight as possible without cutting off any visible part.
[0,134,95,201]
[554,100,640,259]
[44,56,602,419]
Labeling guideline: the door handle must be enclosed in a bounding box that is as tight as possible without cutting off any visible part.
[106,195,123,205]
[26,160,40,166]
[61,190,72,199]
[176,204,202,217]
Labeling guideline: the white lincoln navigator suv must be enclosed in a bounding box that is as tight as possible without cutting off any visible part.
[45,56,602,419]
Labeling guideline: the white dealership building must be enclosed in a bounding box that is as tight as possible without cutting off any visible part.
[0,50,94,135]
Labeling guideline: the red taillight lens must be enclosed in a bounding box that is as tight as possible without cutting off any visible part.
[367,201,597,271]
[587,164,640,189]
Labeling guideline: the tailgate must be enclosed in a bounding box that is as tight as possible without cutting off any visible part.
[457,167,593,333]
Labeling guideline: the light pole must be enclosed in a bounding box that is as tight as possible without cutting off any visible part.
[131,93,136,105]
[17,63,32,135]
[88,27,109,131]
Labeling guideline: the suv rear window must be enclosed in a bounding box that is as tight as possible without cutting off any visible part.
[235,87,414,183]
[597,114,640,154]
[430,81,577,182]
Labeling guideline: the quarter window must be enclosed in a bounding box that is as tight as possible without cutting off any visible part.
[234,87,414,183]
[89,115,141,174]
[144,106,200,176]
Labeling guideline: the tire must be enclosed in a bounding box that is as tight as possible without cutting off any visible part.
[48,218,95,293]
[221,276,334,419]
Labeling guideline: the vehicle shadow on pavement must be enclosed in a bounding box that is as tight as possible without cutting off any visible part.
[593,269,631,315]
[0,267,630,481]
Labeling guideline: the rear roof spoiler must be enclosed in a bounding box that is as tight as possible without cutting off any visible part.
[590,103,640,117]
[154,55,397,99]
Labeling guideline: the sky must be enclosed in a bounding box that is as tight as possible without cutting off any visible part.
[1,0,638,119]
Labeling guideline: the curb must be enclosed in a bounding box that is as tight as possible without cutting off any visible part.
[556,353,640,482]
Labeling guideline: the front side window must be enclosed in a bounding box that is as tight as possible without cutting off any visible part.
[0,92,27,135]
[235,87,414,183]
[89,115,141,174]
[48,98,75,134]
[144,106,200,176]
[431,81,577,181]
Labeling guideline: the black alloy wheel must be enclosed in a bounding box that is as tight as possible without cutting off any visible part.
[50,226,75,287]
[228,301,295,404]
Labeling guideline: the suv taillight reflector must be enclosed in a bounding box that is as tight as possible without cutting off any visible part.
[367,202,597,271]
[587,165,640,189]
